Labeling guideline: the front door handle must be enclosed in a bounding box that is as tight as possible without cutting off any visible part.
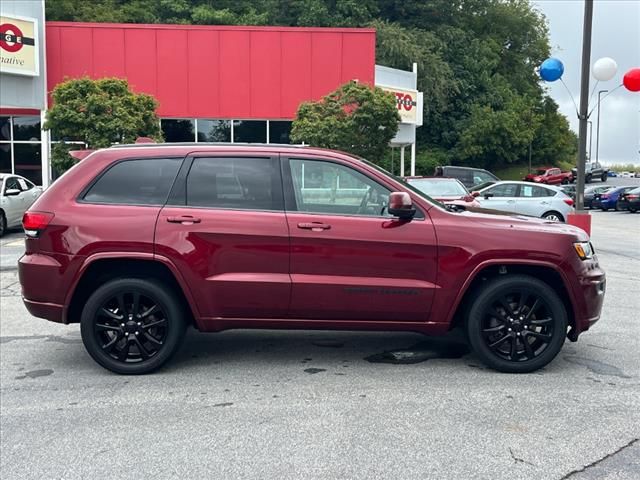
[298,222,331,231]
[167,215,201,224]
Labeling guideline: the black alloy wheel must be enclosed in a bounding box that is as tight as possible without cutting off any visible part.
[94,291,168,363]
[467,275,567,373]
[81,278,186,374]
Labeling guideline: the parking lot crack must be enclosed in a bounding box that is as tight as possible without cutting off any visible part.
[558,438,639,479]
[509,448,535,467]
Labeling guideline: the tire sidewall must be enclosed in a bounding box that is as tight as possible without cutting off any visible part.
[466,275,568,373]
[0,211,6,237]
[80,278,186,374]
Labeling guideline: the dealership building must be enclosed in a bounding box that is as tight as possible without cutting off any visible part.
[1,0,422,187]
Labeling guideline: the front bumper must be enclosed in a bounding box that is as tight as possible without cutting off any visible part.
[569,257,606,339]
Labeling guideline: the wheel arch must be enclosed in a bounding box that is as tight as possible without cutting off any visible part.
[447,261,577,334]
[65,254,200,328]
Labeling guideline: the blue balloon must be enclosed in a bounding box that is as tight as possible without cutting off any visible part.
[540,58,564,82]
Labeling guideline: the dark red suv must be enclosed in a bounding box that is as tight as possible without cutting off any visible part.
[19,144,605,374]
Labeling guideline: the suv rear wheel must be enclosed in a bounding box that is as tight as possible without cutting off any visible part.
[466,274,567,373]
[80,278,186,374]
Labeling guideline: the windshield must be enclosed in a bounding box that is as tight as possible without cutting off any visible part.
[407,178,467,196]
[536,169,548,175]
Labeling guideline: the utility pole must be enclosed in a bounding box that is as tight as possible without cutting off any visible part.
[596,89,608,164]
[575,0,594,212]
[588,121,593,160]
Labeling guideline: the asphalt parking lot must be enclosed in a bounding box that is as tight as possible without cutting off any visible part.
[1,208,639,479]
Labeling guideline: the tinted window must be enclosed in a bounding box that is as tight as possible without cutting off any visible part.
[186,157,281,210]
[486,183,518,197]
[233,121,266,143]
[269,121,292,144]
[197,120,231,142]
[161,119,195,142]
[13,116,41,141]
[84,158,181,205]
[520,185,554,197]
[289,159,390,216]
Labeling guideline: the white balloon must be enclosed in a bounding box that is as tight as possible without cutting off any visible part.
[592,57,618,81]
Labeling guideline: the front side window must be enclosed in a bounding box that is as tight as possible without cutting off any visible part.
[486,183,519,197]
[186,157,282,211]
[83,158,181,205]
[289,159,390,216]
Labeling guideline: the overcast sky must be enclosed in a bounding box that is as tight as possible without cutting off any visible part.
[532,0,640,166]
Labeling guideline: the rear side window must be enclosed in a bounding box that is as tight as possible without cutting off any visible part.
[186,157,282,210]
[83,158,181,205]
[520,185,555,197]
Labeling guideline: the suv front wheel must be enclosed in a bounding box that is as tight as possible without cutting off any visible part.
[80,278,186,374]
[466,274,567,373]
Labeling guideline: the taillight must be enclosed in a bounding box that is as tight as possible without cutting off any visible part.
[22,211,54,237]
[563,198,574,206]
[627,194,639,200]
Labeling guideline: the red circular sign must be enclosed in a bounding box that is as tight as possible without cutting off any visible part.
[0,23,24,53]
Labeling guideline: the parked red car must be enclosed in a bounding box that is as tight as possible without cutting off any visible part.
[524,167,574,185]
[404,177,481,210]
[19,144,605,374]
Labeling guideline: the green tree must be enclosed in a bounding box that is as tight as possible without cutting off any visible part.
[291,82,399,162]
[44,77,162,172]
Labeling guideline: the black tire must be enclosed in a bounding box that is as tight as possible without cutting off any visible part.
[561,178,569,185]
[601,207,608,212]
[630,207,637,213]
[542,211,564,222]
[0,211,6,238]
[586,174,592,184]
[601,173,608,182]
[80,278,186,374]
[466,274,568,373]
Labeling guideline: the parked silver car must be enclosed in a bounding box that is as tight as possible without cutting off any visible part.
[473,181,574,222]
[0,174,43,236]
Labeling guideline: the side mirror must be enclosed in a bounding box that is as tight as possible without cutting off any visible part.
[4,188,20,197]
[483,192,494,199]
[388,192,416,219]
[471,191,480,198]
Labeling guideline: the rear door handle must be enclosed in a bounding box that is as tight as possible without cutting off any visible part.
[167,215,201,224]
[297,222,331,231]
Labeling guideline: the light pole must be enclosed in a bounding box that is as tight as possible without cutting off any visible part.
[587,120,593,160]
[575,0,594,212]
[595,89,608,164]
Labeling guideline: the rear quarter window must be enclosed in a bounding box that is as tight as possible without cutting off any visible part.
[83,158,182,205]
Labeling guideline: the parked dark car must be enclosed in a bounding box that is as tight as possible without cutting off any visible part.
[584,185,611,209]
[434,165,500,189]
[19,144,605,375]
[592,186,637,211]
[559,184,577,201]
[617,187,640,212]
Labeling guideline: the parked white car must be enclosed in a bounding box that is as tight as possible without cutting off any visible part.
[473,181,574,222]
[0,174,43,236]
[619,171,633,178]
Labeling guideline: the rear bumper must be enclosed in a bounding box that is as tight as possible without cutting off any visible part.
[18,252,79,324]
[23,298,65,323]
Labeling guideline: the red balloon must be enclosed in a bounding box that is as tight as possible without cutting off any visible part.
[623,68,640,92]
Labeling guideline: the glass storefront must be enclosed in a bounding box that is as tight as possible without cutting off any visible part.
[0,116,43,185]
[160,118,292,144]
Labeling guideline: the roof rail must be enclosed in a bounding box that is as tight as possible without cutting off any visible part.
[109,142,309,149]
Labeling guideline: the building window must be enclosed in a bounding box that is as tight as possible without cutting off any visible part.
[233,120,266,143]
[161,119,195,142]
[269,121,292,144]
[197,119,231,142]
[0,116,43,184]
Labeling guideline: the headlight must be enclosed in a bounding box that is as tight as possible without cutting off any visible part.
[574,241,594,260]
